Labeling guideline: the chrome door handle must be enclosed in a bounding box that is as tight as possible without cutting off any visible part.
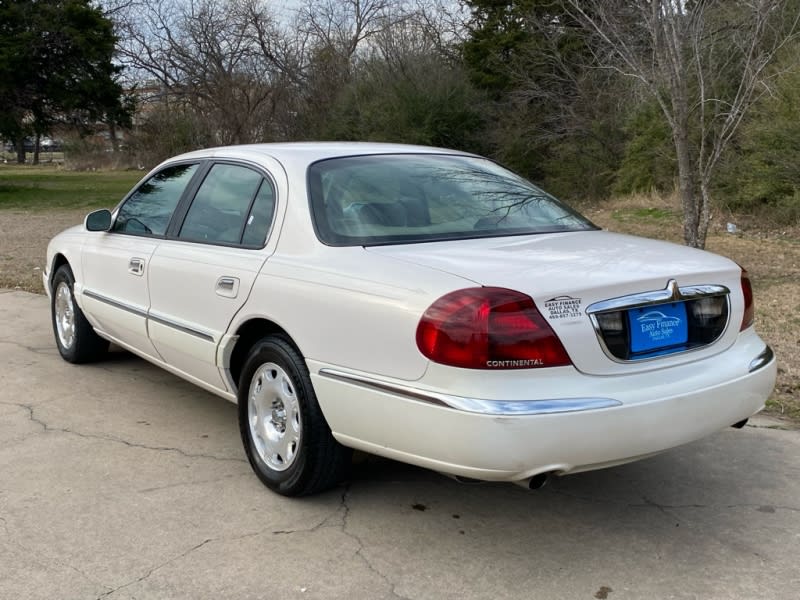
[128,257,145,276]
[216,276,239,298]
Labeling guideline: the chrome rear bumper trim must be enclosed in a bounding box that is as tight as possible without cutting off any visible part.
[318,368,621,416]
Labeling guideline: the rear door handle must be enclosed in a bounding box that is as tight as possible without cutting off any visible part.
[128,257,145,276]
[216,276,239,298]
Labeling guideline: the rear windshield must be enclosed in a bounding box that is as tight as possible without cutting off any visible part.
[308,154,596,246]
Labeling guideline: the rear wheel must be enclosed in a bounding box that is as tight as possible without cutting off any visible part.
[238,335,351,496]
[51,265,108,363]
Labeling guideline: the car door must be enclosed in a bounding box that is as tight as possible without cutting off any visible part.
[146,161,279,390]
[80,162,201,359]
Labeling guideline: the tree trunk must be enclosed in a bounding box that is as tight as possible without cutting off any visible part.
[672,122,701,248]
[15,138,25,164]
[33,133,40,165]
[697,178,712,249]
[109,121,119,153]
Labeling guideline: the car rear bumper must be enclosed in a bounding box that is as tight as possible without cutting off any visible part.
[309,333,776,482]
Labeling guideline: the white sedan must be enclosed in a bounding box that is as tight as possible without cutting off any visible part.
[44,143,776,496]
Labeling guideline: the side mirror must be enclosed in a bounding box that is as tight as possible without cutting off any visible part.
[85,209,112,232]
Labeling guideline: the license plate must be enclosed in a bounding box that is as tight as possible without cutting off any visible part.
[628,302,689,354]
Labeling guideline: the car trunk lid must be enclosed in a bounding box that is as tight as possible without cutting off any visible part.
[366,230,745,375]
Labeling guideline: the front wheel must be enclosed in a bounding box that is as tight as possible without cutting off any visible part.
[51,265,108,363]
[238,335,351,496]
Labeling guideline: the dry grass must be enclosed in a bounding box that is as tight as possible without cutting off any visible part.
[0,209,87,291]
[1,174,796,423]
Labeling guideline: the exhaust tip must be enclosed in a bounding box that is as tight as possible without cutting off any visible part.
[528,472,550,490]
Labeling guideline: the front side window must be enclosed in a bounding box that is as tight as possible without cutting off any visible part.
[114,163,199,236]
[308,154,596,246]
[179,163,273,246]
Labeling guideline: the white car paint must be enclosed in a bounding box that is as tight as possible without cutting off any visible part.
[44,142,776,488]
[367,230,745,376]
[147,240,269,389]
[310,330,773,480]
[81,231,161,359]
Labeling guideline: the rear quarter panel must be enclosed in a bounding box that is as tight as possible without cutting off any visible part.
[232,247,471,381]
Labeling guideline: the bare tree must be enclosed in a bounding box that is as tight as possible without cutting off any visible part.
[284,0,409,136]
[297,0,399,60]
[567,0,800,248]
[115,0,297,152]
[412,0,470,61]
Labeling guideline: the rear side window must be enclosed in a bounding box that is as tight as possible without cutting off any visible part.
[114,163,199,236]
[242,182,275,247]
[179,163,275,246]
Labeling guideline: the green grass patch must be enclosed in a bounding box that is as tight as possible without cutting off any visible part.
[612,207,674,222]
[766,395,800,422]
[0,166,142,211]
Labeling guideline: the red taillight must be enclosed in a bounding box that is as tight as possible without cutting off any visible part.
[740,268,755,330]
[416,287,572,369]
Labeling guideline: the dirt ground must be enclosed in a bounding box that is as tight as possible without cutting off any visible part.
[1,198,797,422]
[0,209,84,292]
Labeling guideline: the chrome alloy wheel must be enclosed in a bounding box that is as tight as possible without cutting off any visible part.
[248,362,302,471]
[54,281,76,350]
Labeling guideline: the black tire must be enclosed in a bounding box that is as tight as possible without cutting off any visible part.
[238,335,351,496]
[50,264,109,363]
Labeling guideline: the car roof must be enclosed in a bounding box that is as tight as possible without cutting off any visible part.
[167,142,477,170]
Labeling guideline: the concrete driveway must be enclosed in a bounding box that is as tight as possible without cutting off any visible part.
[1,290,798,600]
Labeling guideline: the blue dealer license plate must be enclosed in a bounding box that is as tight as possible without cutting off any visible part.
[628,302,689,354]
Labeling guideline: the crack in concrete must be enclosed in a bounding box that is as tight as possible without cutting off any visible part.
[268,486,411,598]
[94,518,344,598]
[16,402,245,464]
[0,403,46,448]
[270,520,330,535]
[0,397,58,409]
[338,486,412,600]
[82,485,799,600]
[270,491,352,537]
[0,514,113,595]
[136,472,250,494]
[634,496,686,525]
[4,489,353,600]
[96,538,213,599]
[0,338,57,355]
